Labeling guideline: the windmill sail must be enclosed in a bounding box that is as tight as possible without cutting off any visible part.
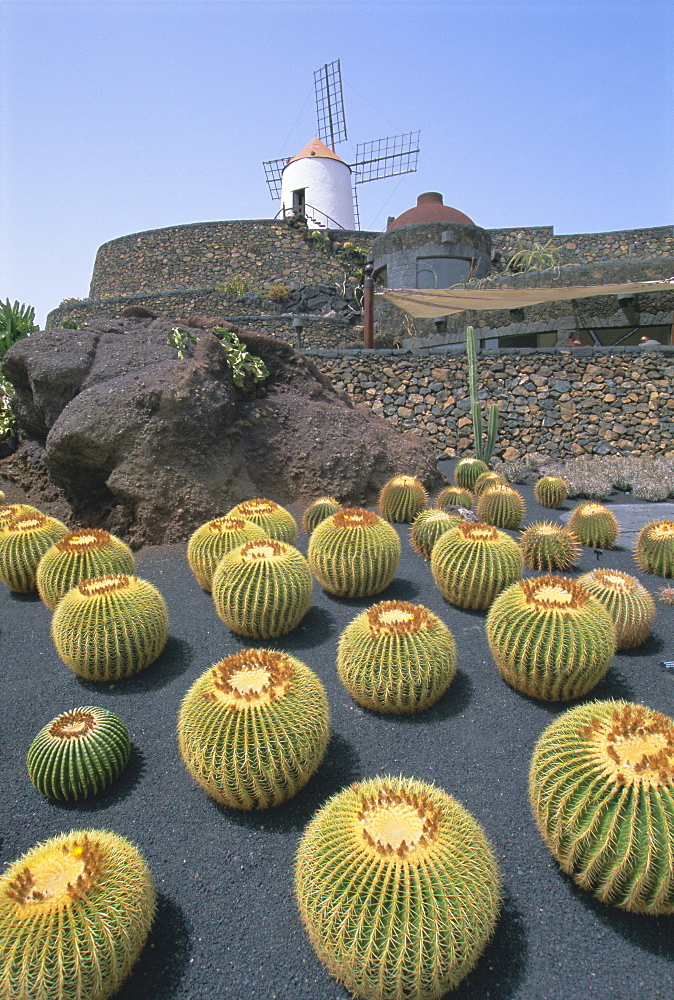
[314,59,348,149]
[353,132,421,184]
[262,158,286,201]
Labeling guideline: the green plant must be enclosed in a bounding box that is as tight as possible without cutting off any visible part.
[178,648,329,809]
[295,774,500,999]
[301,497,342,535]
[0,512,69,592]
[214,276,252,297]
[568,502,620,549]
[431,521,523,611]
[212,328,269,387]
[212,538,312,638]
[410,509,461,560]
[166,325,198,359]
[0,299,38,357]
[27,706,131,800]
[534,475,569,508]
[0,374,17,438]
[476,483,526,529]
[0,828,155,1000]
[60,320,86,330]
[435,485,473,511]
[634,520,674,577]
[226,498,297,543]
[486,575,616,701]
[454,457,488,491]
[519,522,581,571]
[308,507,401,598]
[187,515,267,591]
[505,238,561,274]
[378,474,428,523]
[474,471,507,497]
[267,282,290,303]
[337,600,457,714]
[465,326,499,463]
[307,229,332,253]
[577,568,656,650]
[51,574,169,681]
[36,529,136,610]
[529,700,674,913]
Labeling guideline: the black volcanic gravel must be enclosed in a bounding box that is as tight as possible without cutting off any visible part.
[1,469,673,1000]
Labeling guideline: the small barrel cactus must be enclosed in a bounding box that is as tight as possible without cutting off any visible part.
[568,502,620,549]
[634,519,674,577]
[27,706,131,800]
[0,828,155,1000]
[410,508,462,560]
[431,521,523,611]
[577,568,656,649]
[473,470,507,498]
[530,700,674,913]
[476,483,526,529]
[534,475,569,508]
[0,512,69,592]
[226,498,298,544]
[308,507,401,598]
[0,502,41,531]
[178,648,330,809]
[378,475,428,523]
[454,457,488,492]
[435,485,473,512]
[187,515,267,591]
[36,529,136,610]
[519,521,581,571]
[337,600,457,714]
[295,774,501,1000]
[212,538,312,638]
[51,574,169,681]
[486,575,616,701]
[302,497,342,534]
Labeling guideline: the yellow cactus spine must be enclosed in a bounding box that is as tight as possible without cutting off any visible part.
[530,701,674,913]
[226,498,298,544]
[378,475,428,523]
[177,648,330,809]
[295,775,500,1000]
[476,483,526,529]
[308,507,401,598]
[568,502,620,549]
[454,457,488,491]
[634,519,674,577]
[36,529,135,609]
[186,515,267,591]
[435,485,473,512]
[534,475,569,508]
[430,521,523,611]
[473,470,507,497]
[519,521,581,571]
[302,497,343,534]
[577,568,656,649]
[0,512,69,592]
[409,508,461,560]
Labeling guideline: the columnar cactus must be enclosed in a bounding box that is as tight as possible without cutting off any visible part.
[476,483,526,529]
[27,706,131,800]
[568,502,620,549]
[178,648,330,809]
[226,498,298,544]
[473,471,507,498]
[0,512,69,592]
[577,568,656,649]
[187,515,267,591]
[308,508,401,598]
[212,538,312,638]
[0,828,155,1000]
[295,774,500,1000]
[410,509,462,560]
[435,486,473,512]
[519,522,581,571]
[454,457,488,492]
[302,497,342,534]
[534,475,569,508]
[337,600,457,714]
[431,521,523,611]
[634,519,674,577]
[36,529,135,610]
[378,475,428,523]
[486,575,616,701]
[51,574,169,680]
[529,700,674,913]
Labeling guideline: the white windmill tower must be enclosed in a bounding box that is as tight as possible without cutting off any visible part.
[263,60,420,230]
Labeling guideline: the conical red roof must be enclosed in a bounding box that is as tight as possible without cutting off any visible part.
[284,137,350,169]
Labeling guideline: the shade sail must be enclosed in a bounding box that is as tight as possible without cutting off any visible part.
[381,280,674,319]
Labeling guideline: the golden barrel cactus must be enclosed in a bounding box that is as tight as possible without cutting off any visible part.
[577,568,656,650]
[308,508,401,598]
[409,508,461,560]
[36,529,135,610]
[568,502,620,549]
[301,497,342,534]
[454,458,488,492]
[378,475,428,523]
[431,521,523,611]
[634,519,674,577]
[187,515,267,591]
[226,498,298,544]
[0,512,69,592]
[519,521,581,572]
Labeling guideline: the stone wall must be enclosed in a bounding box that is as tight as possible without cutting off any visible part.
[489,224,674,267]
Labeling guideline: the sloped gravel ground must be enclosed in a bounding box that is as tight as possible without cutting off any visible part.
[1,468,673,1000]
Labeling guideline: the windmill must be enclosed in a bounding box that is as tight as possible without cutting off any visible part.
[263,60,420,231]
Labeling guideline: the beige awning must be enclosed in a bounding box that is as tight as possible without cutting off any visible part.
[381,279,674,319]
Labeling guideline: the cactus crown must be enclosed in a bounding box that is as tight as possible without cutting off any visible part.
[458,521,499,543]
[4,833,103,915]
[0,504,38,527]
[235,499,279,516]
[388,475,422,489]
[76,574,130,597]
[55,529,112,553]
[578,703,674,787]
[585,568,637,593]
[647,521,674,539]
[5,513,49,534]
[520,575,589,610]
[579,503,610,517]
[48,709,96,740]
[333,508,379,528]
[366,600,433,636]
[207,516,250,534]
[354,782,442,861]
[237,538,287,561]
[203,649,294,710]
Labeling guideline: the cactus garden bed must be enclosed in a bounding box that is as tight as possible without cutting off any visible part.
[1,466,673,1000]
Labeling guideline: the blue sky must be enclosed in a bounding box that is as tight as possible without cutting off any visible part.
[2,0,673,327]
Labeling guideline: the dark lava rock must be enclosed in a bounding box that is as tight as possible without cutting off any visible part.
[1,318,444,547]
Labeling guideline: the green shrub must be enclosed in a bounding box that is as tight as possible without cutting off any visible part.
[215,276,252,298]
[267,283,290,303]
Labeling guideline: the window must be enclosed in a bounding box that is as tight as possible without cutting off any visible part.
[416,257,473,289]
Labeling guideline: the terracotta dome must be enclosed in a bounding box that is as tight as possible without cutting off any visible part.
[387,192,474,229]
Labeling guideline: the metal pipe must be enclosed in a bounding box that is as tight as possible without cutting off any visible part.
[363,263,374,349]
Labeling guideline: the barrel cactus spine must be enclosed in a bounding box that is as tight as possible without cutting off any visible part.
[474,471,507,498]
[519,521,581,571]
[431,521,523,611]
[36,529,135,610]
[308,507,401,598]
[486,575,616,701]
[378,475,428,523]
[337,600,457,714]
[577,568,656,649]
[295,774,501,1000]
[0,828,155,1000]
[212,538,312,638]
[634,520,674,577]
[534,475,569,508]
[0,512,69,592]
[410,509,462,560]
[435,485,473,512]
[476,483,526,529]
[454,457,488,492]
[27,706,131,800]
[302,497,342,534]
[226,498,298,544]
[178,648,330,809]
[568,502,620,549]
[187,515,267,591]
[530,700,674,913]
